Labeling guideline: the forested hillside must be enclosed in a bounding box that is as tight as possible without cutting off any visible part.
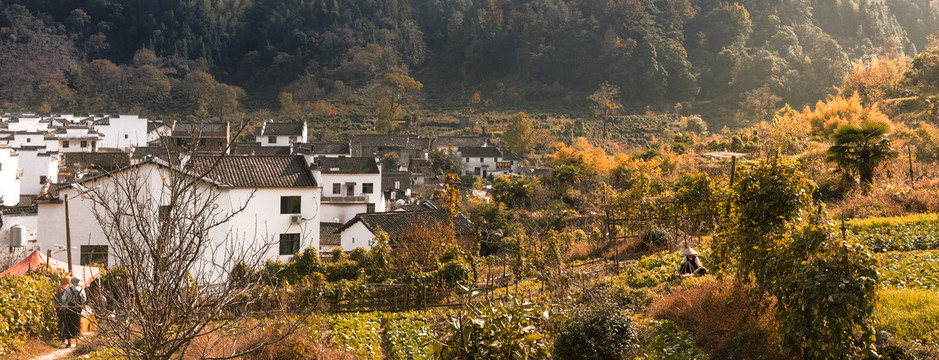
[1,0,938,122]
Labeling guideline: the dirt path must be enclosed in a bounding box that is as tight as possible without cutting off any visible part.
[28,347,74,360]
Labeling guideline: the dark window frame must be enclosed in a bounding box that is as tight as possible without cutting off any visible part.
[80,245,108,266]
[279,233,300,255]
[280,196,301,214]
[362,183,374,194]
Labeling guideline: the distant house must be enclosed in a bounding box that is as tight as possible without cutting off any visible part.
[335,209,474,250]
[381,170,413,207]
[36,155,322,268]
[319,222,343,252]
[16,146,57,195]
[0,195,39,252]
[455,146,519,177]
[255,121,307,147]
[351,134,430,164]
[311,157,385,223]
[433,136,490,152]
[0,146,20,206]
[165,121,230,153]
[309,141,351,158]
[59,151,131,183]
[230,142,292,155]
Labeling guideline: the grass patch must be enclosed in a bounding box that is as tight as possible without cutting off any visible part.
[874,288,939,341]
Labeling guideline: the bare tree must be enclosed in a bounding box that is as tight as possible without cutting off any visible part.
[83,122,309,359]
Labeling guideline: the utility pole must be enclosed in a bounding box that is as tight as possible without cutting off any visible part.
[729,156,737,186]
[909,143,915,189]
[65,194,73,274]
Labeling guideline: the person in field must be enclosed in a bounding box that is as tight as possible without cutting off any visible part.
[679,247,707,276]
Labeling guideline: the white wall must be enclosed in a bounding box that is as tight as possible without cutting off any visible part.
[0,213,38,249]
[319,172,385,223]
[339,221,375,251]
[459,155,518,177]
[0,148,20,206]
[36,163,322,272]
[16,149,57,195]
[95,115,149,150]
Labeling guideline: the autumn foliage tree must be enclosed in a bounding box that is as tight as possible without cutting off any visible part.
[374,73,422,133]
[588,82,622,138]
[802,93,891,136]
[502,112,535,157]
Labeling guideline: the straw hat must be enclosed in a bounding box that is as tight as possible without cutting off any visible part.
[681,247,698,256]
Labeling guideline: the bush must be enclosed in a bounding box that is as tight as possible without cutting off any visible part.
[0,268,61,356]
[329,313,382,360]
[649,277,783,359]
[385,313,435,360]
[613,250,683,289]
[639,226,672,250]
[638,320,709,360]
[552,303,640,360]
[436,297,550,359]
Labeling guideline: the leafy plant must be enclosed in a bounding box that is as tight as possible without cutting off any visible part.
[329,312,383,360]
[385,312,436,360]
[436,296,550,359]
[552,303,640,360]
[0,267,61,356]
[638,320,709,360]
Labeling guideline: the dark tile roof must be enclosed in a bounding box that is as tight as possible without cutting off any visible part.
[315,157,380,174]
[458,146,503,158]
[230,142,292,155]
[381,171,413,191]
[338,210,474,240]
[2,195,38,215]
[310,141,351,155]
[62,152,131,172]
[351,135,430,155]
[173,122,228,136]
[188,155,317,188]
[321,222,342,246]
[261,122,305,136]
[501,149,520,161]
[434,136,489,149]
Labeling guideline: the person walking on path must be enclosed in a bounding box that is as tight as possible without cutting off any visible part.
[60,277,86,348]
[54,277,71,348]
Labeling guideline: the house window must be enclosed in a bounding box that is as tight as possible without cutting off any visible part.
[465,158,469,163]
[39,175,46,184]
[289,136,297,143]
[124,134,129,139]
[280,196,301,214]
[158,205,172,222]
[479,157,483,162]
[279,234,300,255]
[62,141,69,148]
[25,138,30,143]
[362,183,373,194]
[80,140,87,148]
[268,136,277,144]
[80,245,108,266]
[367,203,375,213]
[332,183,341,194]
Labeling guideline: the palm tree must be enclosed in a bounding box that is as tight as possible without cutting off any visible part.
[826,121,896,192]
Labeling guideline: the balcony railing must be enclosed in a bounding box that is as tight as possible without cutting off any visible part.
[322,195,369,203]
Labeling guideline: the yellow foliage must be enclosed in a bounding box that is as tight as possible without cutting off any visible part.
[547,137,616,179]
[802,93,891,136]
[840,53,908,105]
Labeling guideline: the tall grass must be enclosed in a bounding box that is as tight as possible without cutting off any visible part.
[873,288,939,341]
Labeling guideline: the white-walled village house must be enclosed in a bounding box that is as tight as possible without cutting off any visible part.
[35,155,322,268]
[311,157,385,224]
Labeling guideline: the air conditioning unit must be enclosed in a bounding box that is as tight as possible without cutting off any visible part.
[290,215,303,224]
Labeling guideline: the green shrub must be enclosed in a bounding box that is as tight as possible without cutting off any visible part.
[639,226,672,250]
[436,297,550,359]
[552,303,640,360]
[879,251,939,290]
[874,288,939,342]
[0,268,61,356]
[638,320,709,360]
[848,214,939,252]
[329,312,382,360]
[613,250,687,288]
[385,312,435,360]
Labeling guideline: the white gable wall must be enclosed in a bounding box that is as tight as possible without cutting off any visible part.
[338,221,375,251]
